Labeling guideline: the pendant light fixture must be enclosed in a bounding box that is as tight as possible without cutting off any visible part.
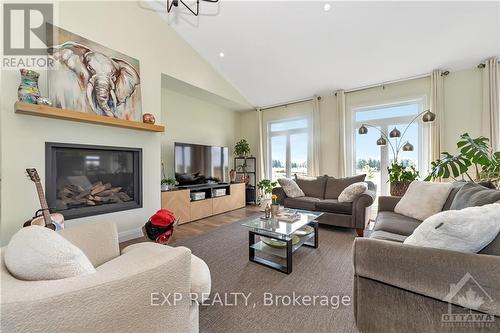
[357,109,436,162]
[167,0,219,16]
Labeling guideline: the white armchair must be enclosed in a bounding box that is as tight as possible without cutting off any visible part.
[1,221,211,333]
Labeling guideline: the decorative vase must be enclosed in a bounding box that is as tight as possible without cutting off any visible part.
[271,204,280,216]
[161,184,169,191]
[18,69,41,104]
[143,113,155,124]
[260,197,271,210]
[390,181,411,196]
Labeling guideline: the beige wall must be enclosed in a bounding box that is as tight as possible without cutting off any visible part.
[0,1,249,244]
[239,67,484,178]
[160,88,241,176]
[443,68,483,152]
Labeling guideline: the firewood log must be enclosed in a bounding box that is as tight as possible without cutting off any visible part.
[91,184,107,195]
[96,189,116,197]
[75,190,91,200]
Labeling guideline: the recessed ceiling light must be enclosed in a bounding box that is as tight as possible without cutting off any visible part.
[324,3,331,11]
[219,52,225,58]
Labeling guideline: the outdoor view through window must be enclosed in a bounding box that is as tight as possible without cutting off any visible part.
[269,118,309,180]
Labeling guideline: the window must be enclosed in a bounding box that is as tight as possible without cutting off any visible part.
[353,100,425,195]
[268,117,309,180]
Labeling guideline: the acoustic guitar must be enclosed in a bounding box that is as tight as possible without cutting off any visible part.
[24,168,64,231]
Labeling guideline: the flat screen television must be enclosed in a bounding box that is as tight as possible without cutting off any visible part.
[174,142,229,185]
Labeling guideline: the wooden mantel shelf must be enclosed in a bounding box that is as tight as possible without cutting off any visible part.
[15,101,165,132]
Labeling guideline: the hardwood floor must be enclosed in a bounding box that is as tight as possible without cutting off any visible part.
[120,205,261,249]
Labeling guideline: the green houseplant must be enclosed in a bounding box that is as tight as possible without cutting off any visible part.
[257,179,277,209]
[161,177,176,191]
[234,139,251,157]
[425,133,500,188]
[387,162,419,196]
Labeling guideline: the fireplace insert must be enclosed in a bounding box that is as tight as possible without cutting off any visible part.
[46,142,142,220]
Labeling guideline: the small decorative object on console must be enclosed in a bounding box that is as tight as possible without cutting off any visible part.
[213,188,227,197]
[142,113,155,124]
[161,177,176,191]
[18,69,41,104]
[190,192,206,201]
[229,169,236,183]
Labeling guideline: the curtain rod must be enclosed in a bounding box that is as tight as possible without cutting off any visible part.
[259,96,321,111]
[336,70,450,95]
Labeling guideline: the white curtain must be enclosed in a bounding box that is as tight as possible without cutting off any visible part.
[256,107,266,180]
[336,90,347,177]
[482,57,500,151]
[430,69,445,161]
[310,96,321,176]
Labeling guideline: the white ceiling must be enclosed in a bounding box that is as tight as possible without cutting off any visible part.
[163,1,500,107]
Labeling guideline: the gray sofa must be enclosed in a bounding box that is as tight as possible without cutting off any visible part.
[353,182,500,332]
[272,175,376,236]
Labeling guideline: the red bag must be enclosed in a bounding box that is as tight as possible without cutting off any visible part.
[150,209,176,228]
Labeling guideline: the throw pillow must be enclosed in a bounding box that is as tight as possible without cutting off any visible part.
[404,203,500,253]
[394,181,452,221]
[4,225,96,281]
[278,178,305,198]
[324,174,366,199]
[449,182,500,210]
[338,182,368,203]
[294,175,327,198]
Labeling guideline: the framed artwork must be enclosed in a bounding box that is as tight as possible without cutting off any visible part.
[47,24,142,121]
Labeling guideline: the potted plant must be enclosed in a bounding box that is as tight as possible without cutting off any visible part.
[257,179,277,209]
[161,178,176,191]
[425,133,500,188]
[388,162,419,196]
[234,139,251,157]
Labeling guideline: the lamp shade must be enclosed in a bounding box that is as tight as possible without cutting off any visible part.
[389,127,401,138]
[358,125,368,135]
[422,110,436,122]
[376,136,387,146]
[402,141,414,151]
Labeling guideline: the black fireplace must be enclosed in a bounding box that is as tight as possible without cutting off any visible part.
[46,142,142,220]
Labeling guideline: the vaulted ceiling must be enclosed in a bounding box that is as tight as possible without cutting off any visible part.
[162,1,499,107]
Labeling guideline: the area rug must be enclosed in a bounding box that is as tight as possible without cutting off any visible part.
[173,215,359,333]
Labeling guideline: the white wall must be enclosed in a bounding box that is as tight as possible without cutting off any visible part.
[239,67,485,179]
[0,1,249,244]
[160,88,241,176]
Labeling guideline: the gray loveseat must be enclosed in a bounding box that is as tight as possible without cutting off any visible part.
[353,182,500,332]
[272,175,376,236]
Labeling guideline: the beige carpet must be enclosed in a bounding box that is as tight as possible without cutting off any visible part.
[173,215,359,333]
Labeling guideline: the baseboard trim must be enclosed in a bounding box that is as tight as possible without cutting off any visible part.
[119,227,143,242]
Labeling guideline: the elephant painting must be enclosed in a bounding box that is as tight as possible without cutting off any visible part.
[47,26,141,121]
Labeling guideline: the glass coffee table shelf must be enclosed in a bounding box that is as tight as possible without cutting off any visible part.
[249,232,315,259]
[242,209,323,274]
